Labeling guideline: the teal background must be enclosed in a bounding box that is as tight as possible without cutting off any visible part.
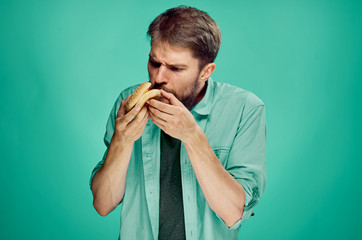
[1,0,361,239]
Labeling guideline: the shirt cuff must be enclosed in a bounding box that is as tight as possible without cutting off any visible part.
[216,206,254,230]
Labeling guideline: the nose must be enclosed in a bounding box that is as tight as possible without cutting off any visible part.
[154,65,167,85]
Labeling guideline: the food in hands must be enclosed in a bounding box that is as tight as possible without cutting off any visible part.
[125,82,161,112]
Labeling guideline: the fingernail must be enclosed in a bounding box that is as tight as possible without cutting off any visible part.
[135,106,141,111]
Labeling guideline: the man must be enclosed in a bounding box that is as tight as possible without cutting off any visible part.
[90,6,266,240]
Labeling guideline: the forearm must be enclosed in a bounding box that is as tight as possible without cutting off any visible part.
[91,137,134,216]
[184,127,245,227]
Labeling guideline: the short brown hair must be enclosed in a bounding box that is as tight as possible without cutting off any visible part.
[147,6,221,69]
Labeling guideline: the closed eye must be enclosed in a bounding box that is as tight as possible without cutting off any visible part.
[170,66,183,72]
[149,59,161,68]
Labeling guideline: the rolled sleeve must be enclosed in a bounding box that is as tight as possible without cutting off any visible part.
[89,85,138,190]
[216,207,255,230]
[226,104,267,225]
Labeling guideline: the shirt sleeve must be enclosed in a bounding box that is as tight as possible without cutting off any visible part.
[225,103,267,228]
[89,95,123,189]
[88,84,138,190]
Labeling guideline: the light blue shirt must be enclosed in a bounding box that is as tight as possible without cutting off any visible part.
[90,78,266,239]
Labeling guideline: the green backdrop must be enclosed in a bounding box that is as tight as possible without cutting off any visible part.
[1,0,361,239]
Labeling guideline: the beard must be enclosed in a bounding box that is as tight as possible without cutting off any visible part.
[178,79,201,109]
[152,76,201,110]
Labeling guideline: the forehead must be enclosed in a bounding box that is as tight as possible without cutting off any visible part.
[149,41,199,65]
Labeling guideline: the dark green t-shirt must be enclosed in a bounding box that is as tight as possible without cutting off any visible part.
[158,131,186,240]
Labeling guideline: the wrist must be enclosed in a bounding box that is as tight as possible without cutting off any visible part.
[183,125,204,146]
[104,136,134,167]
[110,134,134,151]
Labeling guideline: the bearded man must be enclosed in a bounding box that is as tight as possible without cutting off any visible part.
[90,6,266,240]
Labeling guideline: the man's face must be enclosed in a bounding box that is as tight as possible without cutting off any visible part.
[148,41,204,107]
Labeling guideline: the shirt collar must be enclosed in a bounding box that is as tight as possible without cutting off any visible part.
[191,77,214,116]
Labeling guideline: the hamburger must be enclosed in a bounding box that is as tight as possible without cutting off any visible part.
[125,82,161,112]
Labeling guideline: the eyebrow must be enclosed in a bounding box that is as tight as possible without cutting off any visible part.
[149,55,188,69]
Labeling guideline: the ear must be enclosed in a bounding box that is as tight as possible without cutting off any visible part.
[199,63,216,81]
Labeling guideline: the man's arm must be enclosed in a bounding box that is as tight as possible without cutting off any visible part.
[91,99,149,216]
[147,90,246,227]
[183,127,246,227]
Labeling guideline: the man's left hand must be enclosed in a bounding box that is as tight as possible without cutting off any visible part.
[147,90,198,143]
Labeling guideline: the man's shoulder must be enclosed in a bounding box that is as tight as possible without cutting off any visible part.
[212,80,264,109]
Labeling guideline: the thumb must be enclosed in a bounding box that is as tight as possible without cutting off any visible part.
[117,95,131,118]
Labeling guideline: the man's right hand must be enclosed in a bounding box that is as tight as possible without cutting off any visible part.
[91,96,149,217]
[113,96,150,144]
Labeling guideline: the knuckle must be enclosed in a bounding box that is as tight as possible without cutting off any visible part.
[123,128,131,137]
[115,126,125,137]
[121,115,130,123]
[148,106,154,113]
[121,99,128,107]
[134,117,143,124]
[176,107,182,114]
[115,120,123,129]
[127,112,137,121]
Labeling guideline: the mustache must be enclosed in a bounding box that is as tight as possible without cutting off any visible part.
[152,83,173,95]
[152,83,181,101]
[152,83,165,90]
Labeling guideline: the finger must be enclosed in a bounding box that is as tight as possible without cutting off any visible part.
[149,110,166,129]
[147,98,176,115]
[117,96,132,118]
[159,96,170,104]
[148,105,172,122]
[122,105,141,124]
[127,106,149,129]
[136,113,150,134]
[140,110,150,126]
[132,106,148,122]
[160,89,183,106]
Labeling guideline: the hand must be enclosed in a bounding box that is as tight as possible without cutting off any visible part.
[147,90,199,143]
[113,96,150,144]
